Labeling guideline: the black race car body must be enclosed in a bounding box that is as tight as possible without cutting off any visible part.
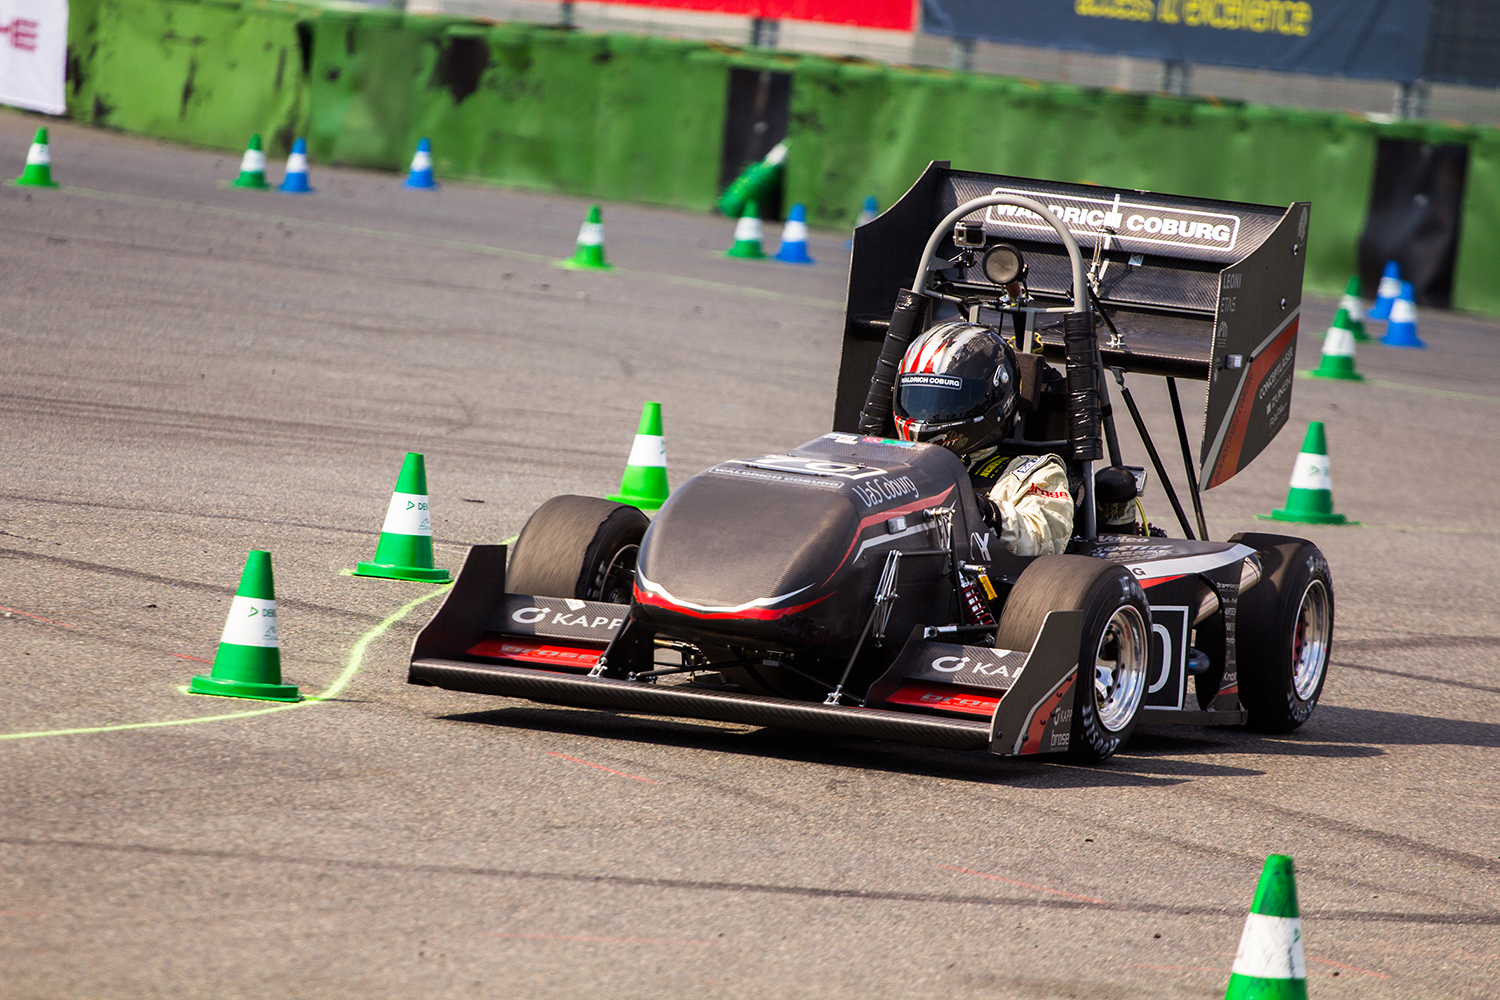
[410,163,1332,761]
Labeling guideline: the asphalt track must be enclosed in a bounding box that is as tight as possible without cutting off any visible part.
[2,108,1498,999]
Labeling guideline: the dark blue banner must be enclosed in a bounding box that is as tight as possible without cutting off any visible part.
[921,0,1433,82]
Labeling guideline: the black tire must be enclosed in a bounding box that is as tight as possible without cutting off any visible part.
[1230,532,1334,733]
[995,555,1152,763]
[506,495,648,603]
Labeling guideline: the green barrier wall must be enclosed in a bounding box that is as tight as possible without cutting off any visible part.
[66,0,315,156]
[307,19,728,210]
[45,0,1500,313]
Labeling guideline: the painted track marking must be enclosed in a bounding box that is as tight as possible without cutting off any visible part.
[936,864,1107,904]
[487,932,718,946]
[545,751,657,784]
[1,605,75,628]
[0,587,447,741]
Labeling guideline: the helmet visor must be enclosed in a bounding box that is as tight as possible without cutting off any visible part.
[896,373,993,425]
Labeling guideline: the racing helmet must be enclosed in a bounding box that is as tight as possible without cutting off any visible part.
[892,321,1018,455]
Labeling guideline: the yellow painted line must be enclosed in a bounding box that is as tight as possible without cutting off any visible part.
[0,587,447,741]
[1297,369,1500,405]
[58,186,843,311]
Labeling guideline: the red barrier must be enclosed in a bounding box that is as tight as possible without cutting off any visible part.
[608,0,914,32]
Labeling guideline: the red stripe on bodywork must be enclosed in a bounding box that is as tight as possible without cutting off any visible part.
[829,486,956,581]
[1205,320,1298,490]
[1140,574,1186,587]
[633,587,832,621]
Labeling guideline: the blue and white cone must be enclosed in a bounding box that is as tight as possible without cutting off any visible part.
[1381,281,1425,349]
[404,137,437,190]
[848,194,877,249]
[279,138,314,194]
[774,203,815,264]
[1368,260,1401,320]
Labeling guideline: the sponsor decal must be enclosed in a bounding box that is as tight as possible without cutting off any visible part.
[851,475,919,507]
[932,655,1014,680]
[510,606,625,631]
[886,684,999,718]
[219,596,279,648]
[970,530,993,561]
[709,465,844,491]
[467,637,602,670]
[902,373,964,390]
[380,491,432,535]
[983,186,1241,253]
[1026,481,1070,500]
[744,454,888,481]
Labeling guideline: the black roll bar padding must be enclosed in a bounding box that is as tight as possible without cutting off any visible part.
[1064,311,1103,463]
[857,288,926,436]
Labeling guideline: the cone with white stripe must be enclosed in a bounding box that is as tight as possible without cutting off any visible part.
[231,134,269,189]
[1309,308,1364,381]
[560,204,611,270]
[278,137,313,194]
[1258,422,1354,525]
[404,137,437,189]
[1224,855,1307,1000]
[1380,281,1425,349]
[13,128,58,188]
[725,200,766,259]
[847,193,878,248]
[607,402,670,509]
[1338,276,1368,341]
[773,202,815,264]
[188,550,300,702]
[1368,260,1401,320]
[354,452,452,582]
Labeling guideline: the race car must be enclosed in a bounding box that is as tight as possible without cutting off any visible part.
[408,163,1333,763]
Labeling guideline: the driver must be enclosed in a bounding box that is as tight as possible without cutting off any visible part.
[891,321,1075,556]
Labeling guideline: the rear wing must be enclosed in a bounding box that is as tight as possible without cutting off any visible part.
[832,162,1310,490]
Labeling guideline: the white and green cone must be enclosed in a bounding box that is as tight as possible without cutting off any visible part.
[1225,855,1307,1000]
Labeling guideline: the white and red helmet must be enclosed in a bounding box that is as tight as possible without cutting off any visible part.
[892,321,1017,454]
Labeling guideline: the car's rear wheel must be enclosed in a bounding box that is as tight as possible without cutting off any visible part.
[1229,532,1333,733]
[506,495,648,603]
[995,556,1152,763]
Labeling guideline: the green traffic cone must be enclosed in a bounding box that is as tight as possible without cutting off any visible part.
[188,550,301,702]
[1224,855,1307,1000]
[717,141,787,219]
[354,453,452,582]
[559,204,612,270]
[1309,308,1364,381]
[607,402,670,509]
[726,200,766,259]
[1258,422,1356,525]
[231,134,270,189]
[1338,276,1369,342]
[14,128,59,188]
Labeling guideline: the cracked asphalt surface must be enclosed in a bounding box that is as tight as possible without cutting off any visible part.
[2,108,1498,999]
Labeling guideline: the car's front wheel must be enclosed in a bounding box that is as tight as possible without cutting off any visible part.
[505,495,648,603]
[995,556,1152,763]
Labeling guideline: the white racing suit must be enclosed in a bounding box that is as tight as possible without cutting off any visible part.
[967,452,1076,556]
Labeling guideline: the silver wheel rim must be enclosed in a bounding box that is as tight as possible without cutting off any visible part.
[1291,579,1331,702]
[1093,605,1149,732]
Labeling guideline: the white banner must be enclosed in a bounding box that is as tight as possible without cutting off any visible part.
[0,0,67,116]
